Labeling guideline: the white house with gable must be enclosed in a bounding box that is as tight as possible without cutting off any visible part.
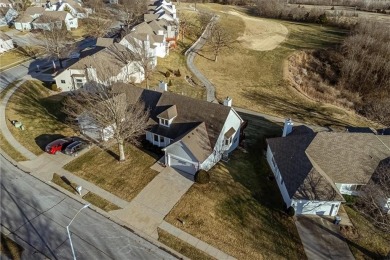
[266,119,390,216]
[0,31,13,53]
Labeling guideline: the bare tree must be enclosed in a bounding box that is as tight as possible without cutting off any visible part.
[63,83,150,161]
[38,24,75,68]
[121,36,156,88]
[14,0,31,12]
[208,23,234,62]
[117,0,147,26]
[83,0,114,38]
[357,159,390,233]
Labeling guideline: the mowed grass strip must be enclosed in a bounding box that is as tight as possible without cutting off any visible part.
[158,228,215,260]
[165,115,305,260]
[82,192,121,212]
[5,80,76,155]
[0,233,24,260]
[193,5,372,127]
[64,145,159,202]
[343,206,390,260]
[0,132,27,162]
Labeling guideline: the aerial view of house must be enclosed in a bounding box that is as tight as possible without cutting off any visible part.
[0,0,389,259]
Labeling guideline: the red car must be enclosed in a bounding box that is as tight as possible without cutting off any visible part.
[45,138,74,154]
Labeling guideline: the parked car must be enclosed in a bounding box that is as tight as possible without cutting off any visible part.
[45,137,75,154]
[64,140,90,156]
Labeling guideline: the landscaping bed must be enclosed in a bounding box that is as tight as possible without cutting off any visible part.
[165,114,306,259]
[5,80,76,155]
[64,144,159,202]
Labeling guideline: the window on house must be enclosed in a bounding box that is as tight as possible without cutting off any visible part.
[61,80,65,83]
[154,134,159,142]
[159,118,169,126]
[224,136,232,146]
[76,79,82,83]
[271,157,277,168]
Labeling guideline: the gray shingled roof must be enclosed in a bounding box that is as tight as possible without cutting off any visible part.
[267,130,390,201]
[0,31,11,41]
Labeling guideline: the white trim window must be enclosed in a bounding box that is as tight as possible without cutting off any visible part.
[224,136,232,146]
[159,118,169,127]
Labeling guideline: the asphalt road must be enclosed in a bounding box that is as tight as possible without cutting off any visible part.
[0,156,178,260]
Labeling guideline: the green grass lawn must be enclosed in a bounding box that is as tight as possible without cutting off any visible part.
[343,206,390,260]
[5,80,76,155]
[64,144,160,202]
[0,233,23,260]
[165,114,306,259]
[158,228,215,260]
[191,4,375,128]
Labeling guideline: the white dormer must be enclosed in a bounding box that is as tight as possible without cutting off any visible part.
[157,105,177,127]
[224,127,236,147]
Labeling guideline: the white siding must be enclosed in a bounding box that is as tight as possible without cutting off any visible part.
[15,22,32,31]
[337,183,360,196]
[165,141,197,163]
[292,200,340,216]
[200,109,242,171]
[266,145,292,207]
[0,39,13,53]
[78,114,113,141]
[54,69,85,92]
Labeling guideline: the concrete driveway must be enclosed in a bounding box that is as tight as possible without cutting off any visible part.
[111,167,193,239]
[295,216,354,260]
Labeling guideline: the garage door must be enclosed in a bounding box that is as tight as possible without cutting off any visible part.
[295,201,339,216]
[168,155,198,175]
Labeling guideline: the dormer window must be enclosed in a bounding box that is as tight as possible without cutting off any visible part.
[160,118,169,127]
[157,105,177,128]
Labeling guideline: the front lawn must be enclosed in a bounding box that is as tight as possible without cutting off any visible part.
[0,49,30,71]
[343,206,390,259]
[5,80,76,155]
[165,114,306,259]
[64,144,160,202]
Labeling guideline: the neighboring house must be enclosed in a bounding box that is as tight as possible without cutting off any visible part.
[55,43,145,91]
[14,6,44,31]
[0,7,18,26]
[80,82,244,175]
[266,119,390,216]
[0,31,13,53]
[0,0,12,8]
[32,10,77,30]
[119,32,158,65]
[123,22,168,58]
[44,0,90,18]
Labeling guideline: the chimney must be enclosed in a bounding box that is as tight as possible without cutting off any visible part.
[159,81,168,91]
[282,118,293,137]
[223,96,232,107]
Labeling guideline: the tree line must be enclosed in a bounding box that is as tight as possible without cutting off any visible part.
[288,0,390,12]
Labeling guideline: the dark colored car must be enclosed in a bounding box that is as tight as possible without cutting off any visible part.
[64,140,89,156]
[45,138,74,154]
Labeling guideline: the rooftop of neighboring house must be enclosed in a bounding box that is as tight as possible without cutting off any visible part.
[96,37,114,48]
[66,43,131,78]
[24,6,45,16]
[0,31,11,41]
[33,10,69,22]
[0,0,11,5]
[112,83,234,151]
[267,127,390,201]
[15,13,34,23]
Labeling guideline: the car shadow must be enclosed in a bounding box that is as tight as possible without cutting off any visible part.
[35,134,65,152]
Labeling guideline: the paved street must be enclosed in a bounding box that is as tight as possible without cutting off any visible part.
[0,155,178,260]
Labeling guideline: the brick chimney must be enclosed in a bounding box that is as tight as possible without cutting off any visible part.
[282,118,293,137]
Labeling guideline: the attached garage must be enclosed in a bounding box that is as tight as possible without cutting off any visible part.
[293,200,340,216]
[168,155,198,175]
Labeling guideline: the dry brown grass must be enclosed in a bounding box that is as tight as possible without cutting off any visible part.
[5,80,76,155]
[0,233,23,260]
[165,115,305,260]
[193,4,375,128]
[144,9,206,100]
[343,206,390,259]
[64,145,159,202]
[158,228,215,260]
[82,192,121,212]
[0,132,27,162]
[0,49,30,71]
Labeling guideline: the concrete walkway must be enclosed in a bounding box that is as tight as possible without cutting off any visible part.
[295,216,354,260]
[160,221,236,260]
[111,167,193,239]
[0,80,37,160]
[185,15,219,102]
